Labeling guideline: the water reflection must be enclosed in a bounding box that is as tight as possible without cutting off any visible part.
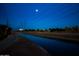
[19,33,79,55]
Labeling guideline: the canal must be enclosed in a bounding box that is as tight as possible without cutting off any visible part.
[19,33,79,56]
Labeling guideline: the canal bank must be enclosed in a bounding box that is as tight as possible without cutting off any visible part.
[20,33,79,56]
[0,32,49,56]
[24,32,79,43]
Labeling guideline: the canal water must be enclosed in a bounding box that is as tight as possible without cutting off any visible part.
[19,33,79,56]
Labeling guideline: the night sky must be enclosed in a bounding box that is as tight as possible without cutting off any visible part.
[0,3,79,30]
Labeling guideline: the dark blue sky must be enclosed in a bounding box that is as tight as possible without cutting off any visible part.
[0,3,79,30]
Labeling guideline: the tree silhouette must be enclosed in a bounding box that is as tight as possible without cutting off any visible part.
[37,29,40,31]
[0,24,12,41]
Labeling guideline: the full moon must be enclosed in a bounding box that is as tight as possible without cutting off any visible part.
[35,9,39,12]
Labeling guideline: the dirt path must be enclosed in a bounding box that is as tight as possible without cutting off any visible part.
[0,32,49,56]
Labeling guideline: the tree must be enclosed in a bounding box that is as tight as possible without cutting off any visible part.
[0,24,12,40]
[37,29,40,31]
[72,25,79,32]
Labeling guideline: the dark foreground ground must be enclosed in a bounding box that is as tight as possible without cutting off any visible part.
[0,32,49,56]
[0,31,79,56]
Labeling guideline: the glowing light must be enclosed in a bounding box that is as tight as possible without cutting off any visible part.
[19,28,24,31]
[35,9,39,12]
